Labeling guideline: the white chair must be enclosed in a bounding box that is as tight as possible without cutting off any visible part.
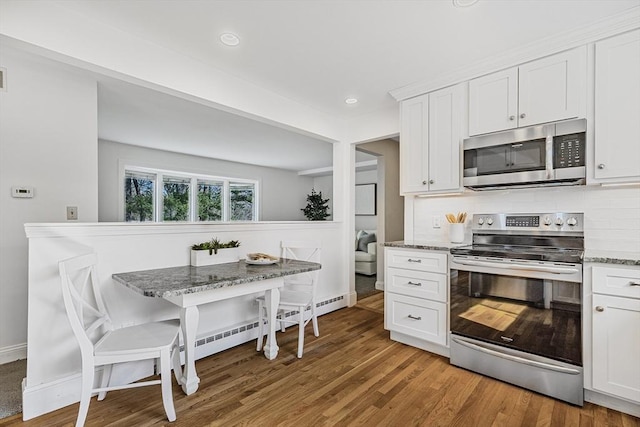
[59,253,182,427]
[256,240,321,358]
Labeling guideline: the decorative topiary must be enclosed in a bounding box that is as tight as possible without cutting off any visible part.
[301,189,330,221]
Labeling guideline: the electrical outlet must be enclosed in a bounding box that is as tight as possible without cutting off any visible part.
[67,206,78,220]
[432,216,441,228]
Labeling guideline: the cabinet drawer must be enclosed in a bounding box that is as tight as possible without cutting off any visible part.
[385,293,447,346]
[386,249,448,274]
[387,267,447,302]
[592,266,640,299]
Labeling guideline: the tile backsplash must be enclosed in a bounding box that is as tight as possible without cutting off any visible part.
[411,185,640,259]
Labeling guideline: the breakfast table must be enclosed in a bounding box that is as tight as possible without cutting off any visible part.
[112,258,321,395]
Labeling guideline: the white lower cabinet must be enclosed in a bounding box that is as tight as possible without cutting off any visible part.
[588,264,640,411]
[384,247,449,356]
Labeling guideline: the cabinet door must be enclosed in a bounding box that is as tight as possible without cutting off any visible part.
[594,29,640,182]
[592,294,640,403]
[400,94,429,193]
[468,67,518,136]
[385,292,448,346]
[428,85,462,192]
[518,47,585,127]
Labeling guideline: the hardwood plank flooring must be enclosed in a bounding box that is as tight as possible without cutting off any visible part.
[1,294,637,427]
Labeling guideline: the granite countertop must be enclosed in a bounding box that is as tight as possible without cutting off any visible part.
[385,242,639,265]
[583,250,640,266]
[384,240,469,251]
[113,259,321,298]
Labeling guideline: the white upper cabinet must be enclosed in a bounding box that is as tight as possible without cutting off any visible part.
[400,93,430,193]
[594,29,640,183]
[469,68,518,136]
[469,47,586,136]
[400,85,462,194]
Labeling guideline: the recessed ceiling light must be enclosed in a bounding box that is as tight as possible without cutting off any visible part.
[345,98,358,105]
[453,0,479,7]
[220,33,240,47]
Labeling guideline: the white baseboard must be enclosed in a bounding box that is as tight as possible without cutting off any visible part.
[0,343,27,364]
[375,280,384,291]
[22,293,348,421]
[585,389,640,418]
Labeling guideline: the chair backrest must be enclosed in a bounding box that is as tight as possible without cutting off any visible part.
[59,253,112,358]
[281,240,321,292]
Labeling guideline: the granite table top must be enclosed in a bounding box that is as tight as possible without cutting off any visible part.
[113,259,321,299]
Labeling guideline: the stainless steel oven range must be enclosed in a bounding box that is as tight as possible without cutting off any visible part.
[449,212,584,406]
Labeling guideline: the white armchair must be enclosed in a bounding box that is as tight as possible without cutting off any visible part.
[355,230,377,276]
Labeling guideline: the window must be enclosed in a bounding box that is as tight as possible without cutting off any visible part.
[163,176,190,221]
[197,179,223,221]
[230,182,255,221]
[124,171,155,222]
[123,167,258,222]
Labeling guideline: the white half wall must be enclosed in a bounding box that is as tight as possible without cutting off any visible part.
[0,44,98,361]
[22,221,345,419]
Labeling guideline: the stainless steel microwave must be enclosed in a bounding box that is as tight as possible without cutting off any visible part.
[463,119,586,190]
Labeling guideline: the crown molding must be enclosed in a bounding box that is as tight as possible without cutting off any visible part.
[390,6,640,101]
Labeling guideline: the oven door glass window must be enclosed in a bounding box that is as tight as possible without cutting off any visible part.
[450,268,581,366]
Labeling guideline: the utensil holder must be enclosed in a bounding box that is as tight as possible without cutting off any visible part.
[449,223,465,243]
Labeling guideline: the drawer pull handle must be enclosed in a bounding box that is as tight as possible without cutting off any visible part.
[407,281,422,286]
[407,315,422,320]
[407,259,422,263]
[630,282,640,287]
[595,306,604,312]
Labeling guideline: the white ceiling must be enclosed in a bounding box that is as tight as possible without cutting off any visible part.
[54,0,640,170]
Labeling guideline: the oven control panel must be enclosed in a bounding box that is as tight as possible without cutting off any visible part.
[473,213,584,233]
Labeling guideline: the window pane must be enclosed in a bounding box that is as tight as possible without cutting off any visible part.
[230,182,254,221]
[197,180,223,221]
[124,171,155,222]
[163,176,190,221]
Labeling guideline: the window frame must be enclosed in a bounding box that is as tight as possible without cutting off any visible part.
[120,165,259,222]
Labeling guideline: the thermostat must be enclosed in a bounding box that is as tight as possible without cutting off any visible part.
[12,186,34,198]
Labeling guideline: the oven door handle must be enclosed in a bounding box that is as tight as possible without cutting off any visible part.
[453,259,579,274]
[451,336,581,375]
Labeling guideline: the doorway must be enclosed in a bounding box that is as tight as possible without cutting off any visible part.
[354,139,403,300]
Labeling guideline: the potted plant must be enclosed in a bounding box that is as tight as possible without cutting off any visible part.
[301,189,330,221]
[190,238,241,266]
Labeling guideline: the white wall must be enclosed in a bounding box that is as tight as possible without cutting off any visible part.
[0,45,98,362]
[98,140,314,222]
[409,185,640,259]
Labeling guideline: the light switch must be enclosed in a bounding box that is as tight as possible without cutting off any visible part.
[432,216,441,228]
[67,206,78,220]
[11,186,34,198]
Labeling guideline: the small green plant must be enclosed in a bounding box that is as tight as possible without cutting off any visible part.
[191,238,241,255]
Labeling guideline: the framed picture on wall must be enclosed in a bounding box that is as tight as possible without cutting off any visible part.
[355,183,376,215]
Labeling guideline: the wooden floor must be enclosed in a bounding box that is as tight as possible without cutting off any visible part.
[2,292,638,427]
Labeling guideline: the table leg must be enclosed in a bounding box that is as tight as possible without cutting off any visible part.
[263,286,280,360]
[180,306,200,394]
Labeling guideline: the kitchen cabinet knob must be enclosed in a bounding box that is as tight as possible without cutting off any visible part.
[595,306,605,312]
[597,164,605,169]
[429,179,435,184]
[422,180,427,185]
[520,113,526,119]
[509,115,516,121]
[630,282,640,287]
